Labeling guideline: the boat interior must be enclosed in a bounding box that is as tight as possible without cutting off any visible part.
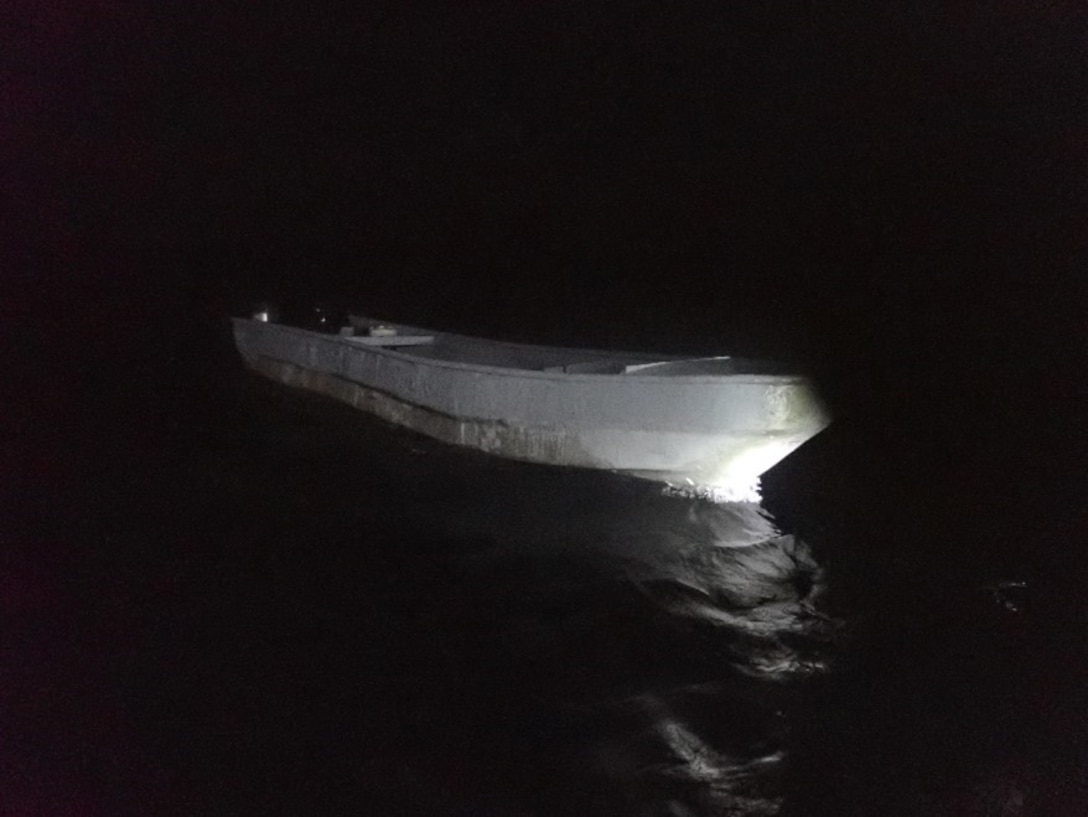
[343,316,782,376]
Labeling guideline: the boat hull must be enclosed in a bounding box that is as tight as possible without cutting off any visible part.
[233,318,829,497]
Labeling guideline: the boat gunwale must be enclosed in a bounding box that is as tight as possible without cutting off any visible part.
[233,318,812,386]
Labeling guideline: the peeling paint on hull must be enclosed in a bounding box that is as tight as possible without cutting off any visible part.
[247,354,604,469]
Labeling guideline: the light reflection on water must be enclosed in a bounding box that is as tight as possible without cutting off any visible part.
[578,525,839,816]
[424,461,843,816]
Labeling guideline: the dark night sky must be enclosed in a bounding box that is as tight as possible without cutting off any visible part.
[8,2,1086,563]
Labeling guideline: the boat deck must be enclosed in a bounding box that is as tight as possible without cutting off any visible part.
[348,316,672,373]
[346,316,783,376]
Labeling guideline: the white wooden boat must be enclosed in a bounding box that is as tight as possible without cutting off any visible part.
[232,314,829,498]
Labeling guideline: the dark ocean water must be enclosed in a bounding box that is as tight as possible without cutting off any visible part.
[12,349,1087,816]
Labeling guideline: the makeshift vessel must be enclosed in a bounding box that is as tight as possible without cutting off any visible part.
[232,314,829,498]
